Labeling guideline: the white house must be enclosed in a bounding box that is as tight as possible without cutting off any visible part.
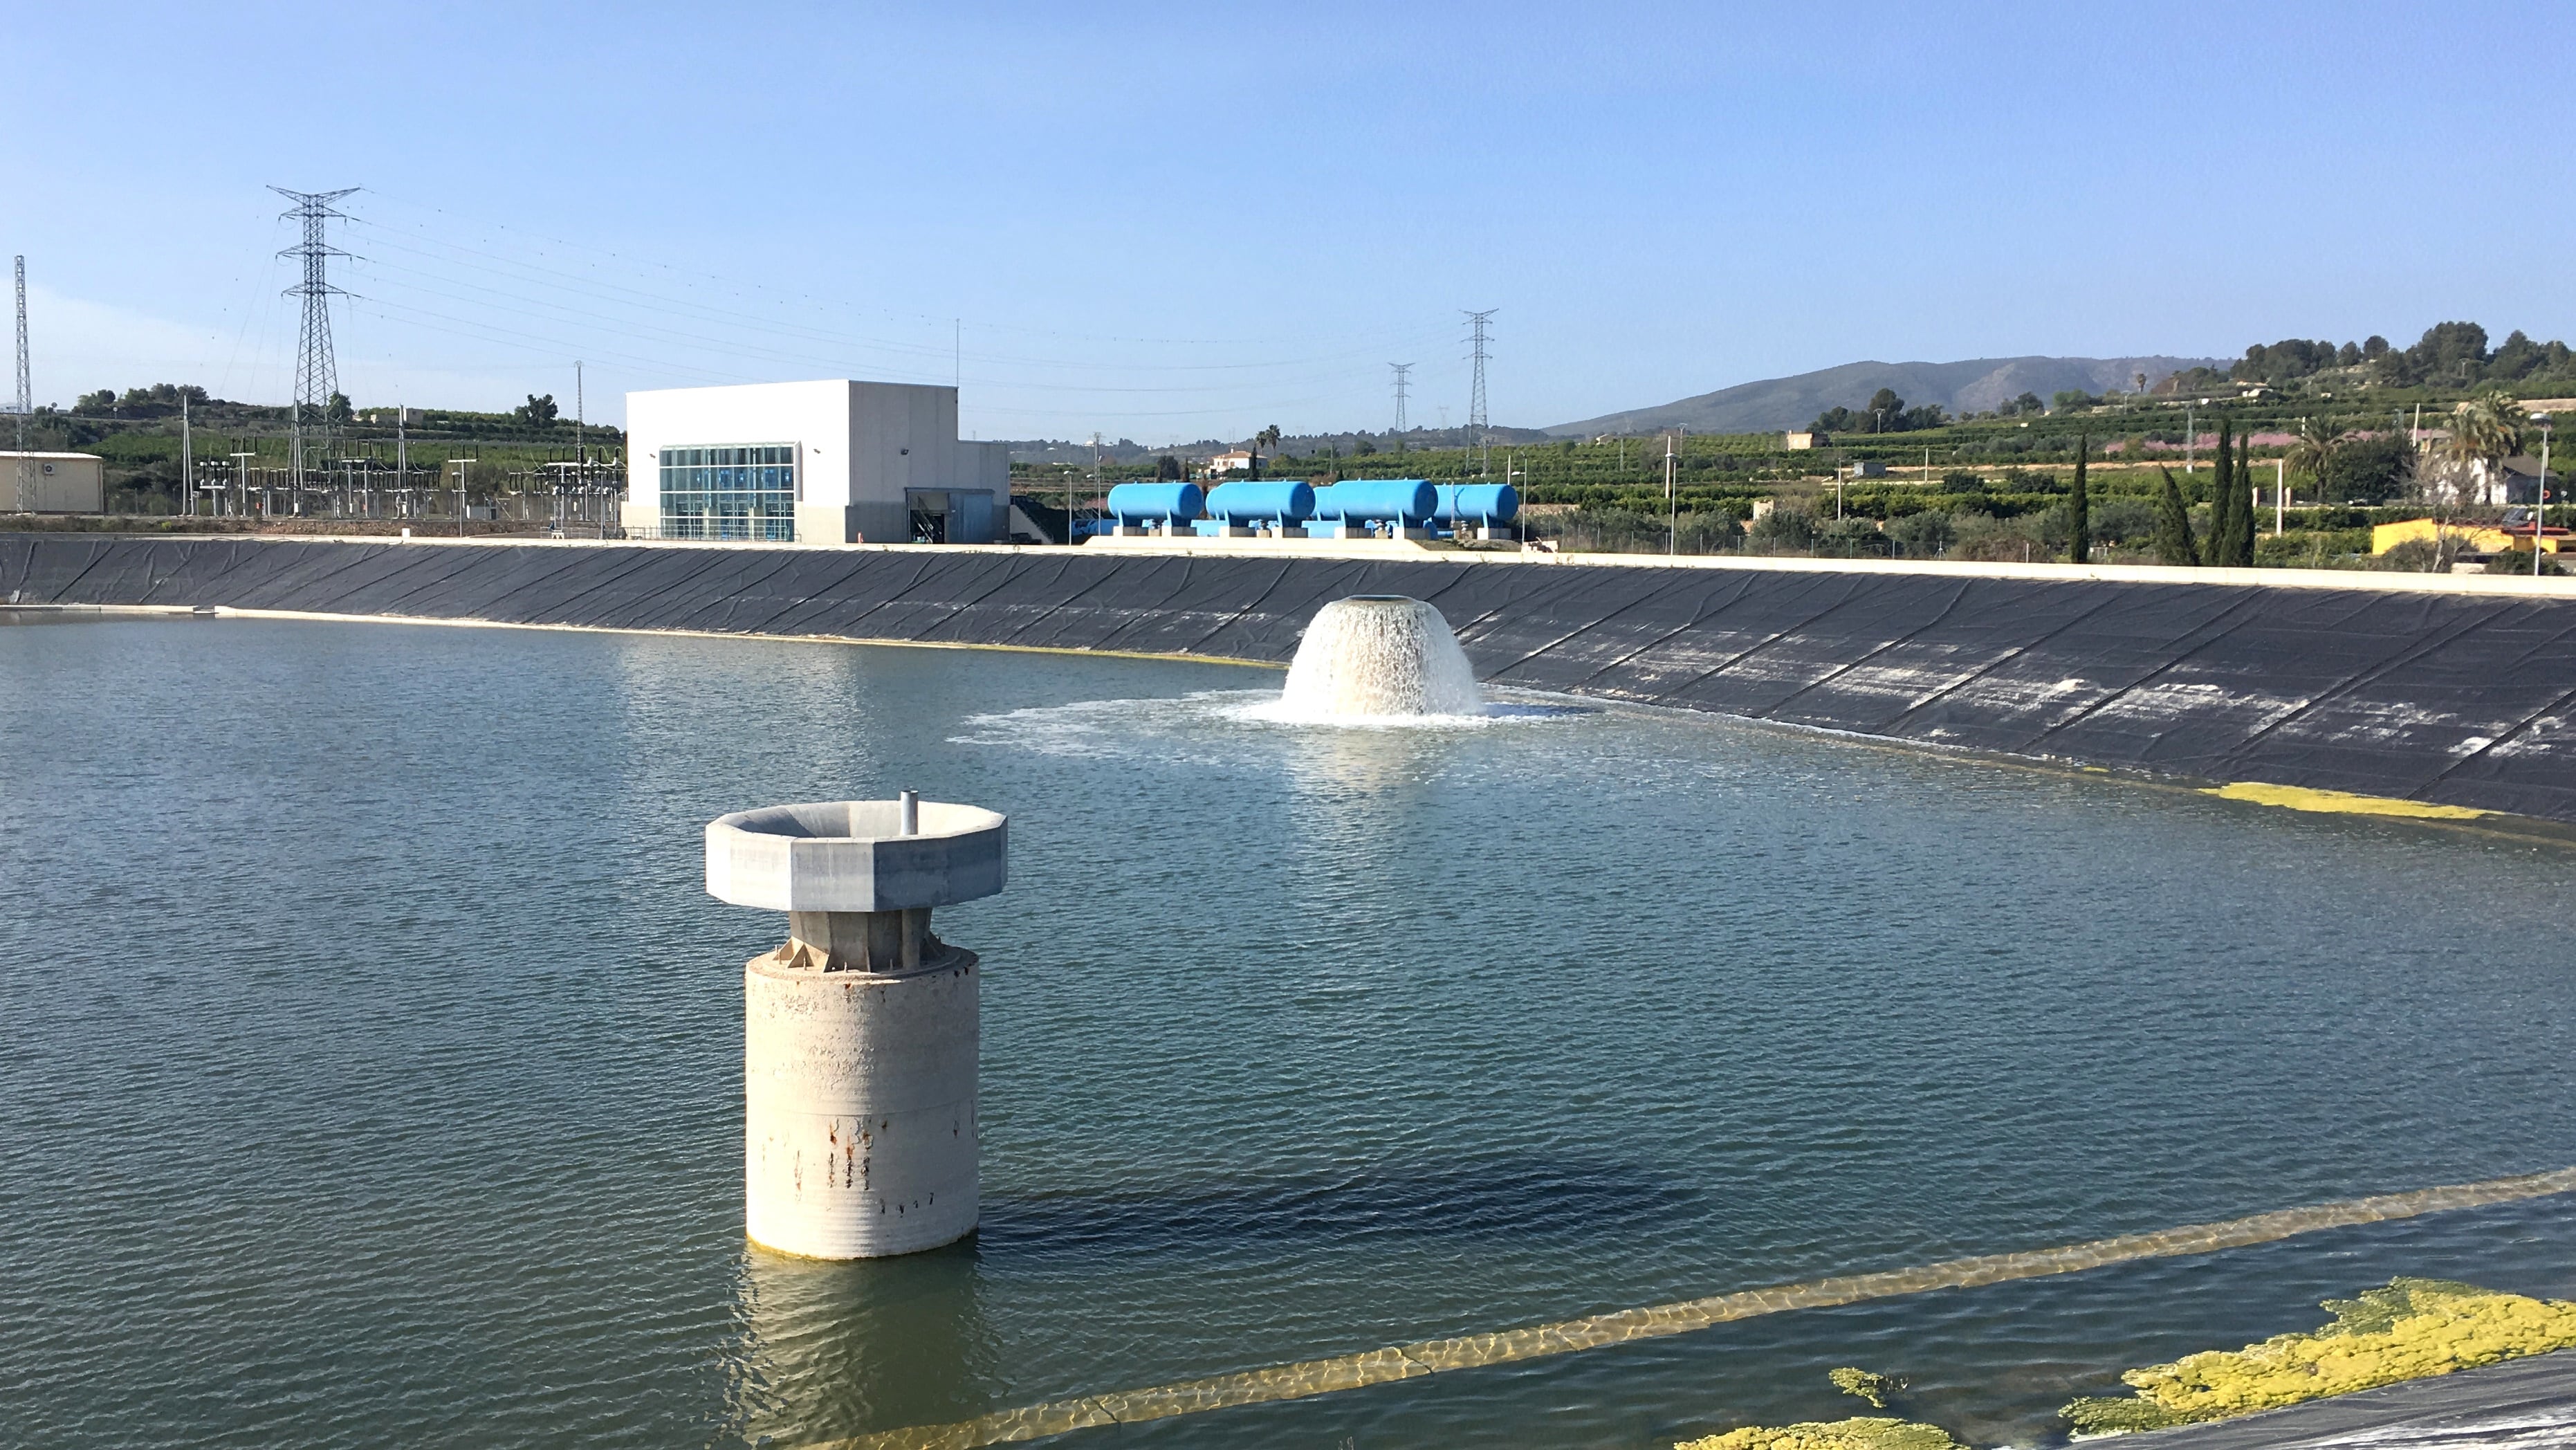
[622,380,1009,544]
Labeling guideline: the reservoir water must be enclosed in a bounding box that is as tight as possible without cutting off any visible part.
[4,614,2573,1449]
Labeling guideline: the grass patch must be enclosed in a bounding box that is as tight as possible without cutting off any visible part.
[2062,1278,2576,1435]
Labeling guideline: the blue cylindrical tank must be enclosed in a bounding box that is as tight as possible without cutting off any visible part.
[1204,479,1315,524]
[1312,477,1435,524]
[1105,481,1203,525]
[1433,483,1520,524]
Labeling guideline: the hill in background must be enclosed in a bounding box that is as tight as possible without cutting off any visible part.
[1547,355,2225,437]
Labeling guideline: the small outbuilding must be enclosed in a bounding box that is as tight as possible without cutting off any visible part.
[1,452,106,514]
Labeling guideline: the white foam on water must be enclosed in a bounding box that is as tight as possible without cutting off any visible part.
[1245,596,1489,726]
[948,686,1589,760]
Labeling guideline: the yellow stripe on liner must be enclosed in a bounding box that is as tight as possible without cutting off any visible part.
[816,1166,2576,1450]
[2205,782,2493,820]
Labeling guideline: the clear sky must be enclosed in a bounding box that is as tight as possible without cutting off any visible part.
[11,1,2570,439]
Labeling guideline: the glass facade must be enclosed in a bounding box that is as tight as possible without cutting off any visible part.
[657,444,798,540]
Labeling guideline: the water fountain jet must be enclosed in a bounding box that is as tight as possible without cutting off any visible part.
[1271,595,1484,720]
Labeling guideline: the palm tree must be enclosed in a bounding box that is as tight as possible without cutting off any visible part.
[2448,389,2528,505]
[1250,423,1282,479]
[2285,416,2342,506]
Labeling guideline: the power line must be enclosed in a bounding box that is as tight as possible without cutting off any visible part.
[359,189,1439,352]
[272,185,359,506]
[1390,362,1412,434]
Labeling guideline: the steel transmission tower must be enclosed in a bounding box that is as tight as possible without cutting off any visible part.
[272,186,359,505]
[1462,309,1496,475]
[1390,362,1413,435]
[13,256,29,513]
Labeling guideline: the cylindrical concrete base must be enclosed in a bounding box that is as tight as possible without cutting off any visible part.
[743,947,979,1258]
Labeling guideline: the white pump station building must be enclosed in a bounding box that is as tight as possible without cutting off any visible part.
[623,380,1009,544]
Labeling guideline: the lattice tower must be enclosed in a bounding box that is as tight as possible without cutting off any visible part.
[1390,362,1412,434]
[1463,311,1496,432]
[270,187,359,480]
[1462,309,1496,472]
[13,256,29,513]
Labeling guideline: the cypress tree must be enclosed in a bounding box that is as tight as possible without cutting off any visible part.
[2207,418,2238,566]
[2235,436,2260,565]
[2154,466,2200,567]
[2069,434,2092,564]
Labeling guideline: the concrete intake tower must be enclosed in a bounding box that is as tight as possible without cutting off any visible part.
[704,793,1009,1258]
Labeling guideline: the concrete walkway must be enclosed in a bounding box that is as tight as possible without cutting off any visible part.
[2124,1350,2576,1449]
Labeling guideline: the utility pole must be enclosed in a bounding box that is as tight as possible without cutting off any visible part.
[181,393,192,517]
[271,186,359,513]
[1463,309,1496,477]
[2186,404,2196,474]
[12,255,30,515]
[2275,457,2285,536]
[451,455,477,537]
[396,405,408,519]
[576,361,585,465]
[1665,432,1677,555]
[1390,362,1412,436]
[2538,414,2554,578]
[1080,432,1098,546]
[230,450,256,519]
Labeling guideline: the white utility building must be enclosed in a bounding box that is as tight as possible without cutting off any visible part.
[1,452,106,514]
[623,380,1009,544]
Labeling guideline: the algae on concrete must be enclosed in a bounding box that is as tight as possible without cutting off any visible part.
[1828,1368,1903,1409]
[1674,1415,1965,1450]
[2062,1277,2576,1435]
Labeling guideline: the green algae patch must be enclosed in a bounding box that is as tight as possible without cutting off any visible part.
[1675,1417,1966,1450]
[1830,1367,1902,1408]
[2063,1278,2576,1435]
[2204,781,2492,820]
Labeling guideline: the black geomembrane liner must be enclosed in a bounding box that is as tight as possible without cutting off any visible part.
[11,536,2572,824]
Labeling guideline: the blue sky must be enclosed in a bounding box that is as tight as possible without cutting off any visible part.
[11,2,2570,438]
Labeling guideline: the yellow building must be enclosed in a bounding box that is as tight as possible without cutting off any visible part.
[2371,517,2570,556]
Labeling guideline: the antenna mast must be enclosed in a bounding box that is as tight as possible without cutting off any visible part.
[270,186,359,511]
[1462,309,1496,476]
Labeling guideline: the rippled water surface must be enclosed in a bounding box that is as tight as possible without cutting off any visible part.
[5,616,2574,1449]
